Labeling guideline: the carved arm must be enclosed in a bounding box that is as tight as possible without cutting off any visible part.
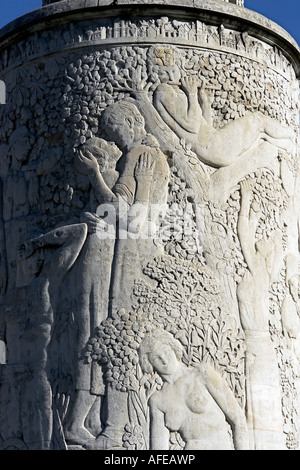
[202,364,249,450]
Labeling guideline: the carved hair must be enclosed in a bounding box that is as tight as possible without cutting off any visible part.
[100,101,142,129]
[81,137,121,169]
[138,328,184,374]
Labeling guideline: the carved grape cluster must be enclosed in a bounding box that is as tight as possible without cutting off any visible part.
[163,165,205,264]
[85,309,152,392]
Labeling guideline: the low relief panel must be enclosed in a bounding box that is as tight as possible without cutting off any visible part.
[0,29,299,450]
[0,17,295,82]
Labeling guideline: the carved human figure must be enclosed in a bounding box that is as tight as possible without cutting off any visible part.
[64,138,121,445]
[236,179,285,448]
[138,329,249,450]
[82,101,169,449]
[281,254,300,363]
[152,61,294,167]
[237,179,283,333]
[4,126,38,222]
[0,223,87,450]
[98,101,170,315]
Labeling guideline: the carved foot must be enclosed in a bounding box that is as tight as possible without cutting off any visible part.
[64,427,95,446]
[84,433,124,450]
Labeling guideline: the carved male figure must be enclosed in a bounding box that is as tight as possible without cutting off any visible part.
[0,223,87,450]
[152,55,295,167]
[236,179,285,448]
[79,101,170,449]
[98,100,170,315]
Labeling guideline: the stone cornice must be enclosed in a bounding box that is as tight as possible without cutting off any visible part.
[0,0,299,76]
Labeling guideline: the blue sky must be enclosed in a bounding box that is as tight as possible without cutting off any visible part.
[0,0,299,45]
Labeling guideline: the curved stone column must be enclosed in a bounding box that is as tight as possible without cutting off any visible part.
[0,0,299,451]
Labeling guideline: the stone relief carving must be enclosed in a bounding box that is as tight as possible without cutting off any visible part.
[0,17,295,83]
[0,224,87,450]
[138,328,249,450]
[0,11,299,450]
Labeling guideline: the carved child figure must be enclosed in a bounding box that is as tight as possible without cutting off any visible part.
[65,138,121,445]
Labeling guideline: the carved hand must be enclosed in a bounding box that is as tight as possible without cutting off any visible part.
[134,152,155,182]
[199,81,214,106]
[240,179,254,196]
[181,75,199,95]
[80,211,108,234]
[75,150,99,175]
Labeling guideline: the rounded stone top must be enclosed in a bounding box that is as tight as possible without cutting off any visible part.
[42,0,244,4]
[0,0,299,75]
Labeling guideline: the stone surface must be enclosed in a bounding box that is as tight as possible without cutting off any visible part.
[0,0,299,451]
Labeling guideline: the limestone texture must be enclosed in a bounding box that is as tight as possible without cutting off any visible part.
[0,0,299,451]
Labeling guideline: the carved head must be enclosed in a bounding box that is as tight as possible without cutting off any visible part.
[138,328,184,377]
[8,126,34,166]
[100,101,146,150]
[81,137,121,171]
[151,46,182,85]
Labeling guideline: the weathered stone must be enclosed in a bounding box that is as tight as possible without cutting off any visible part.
[0,0,299,451]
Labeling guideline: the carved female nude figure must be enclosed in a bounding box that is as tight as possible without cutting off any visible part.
[138,329,249,450]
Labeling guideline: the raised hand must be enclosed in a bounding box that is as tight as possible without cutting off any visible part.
[181,75,200,95]
[240,179,255,195]
[199,81,214,106]
[75,149,99,175]
[134,152,155,182]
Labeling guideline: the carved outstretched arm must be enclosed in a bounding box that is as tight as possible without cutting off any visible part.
[203,364,249,450]
[154,82,202,135]
[76,150,118,203]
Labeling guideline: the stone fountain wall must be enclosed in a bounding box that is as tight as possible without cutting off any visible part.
[0,0,299,450]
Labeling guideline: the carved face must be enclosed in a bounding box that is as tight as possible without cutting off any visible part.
[12,135,32,164]
[107,113,145,150]
[148,341,178,377]
[158,65,181,84]
[106,119,134,150]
